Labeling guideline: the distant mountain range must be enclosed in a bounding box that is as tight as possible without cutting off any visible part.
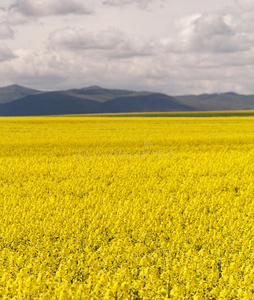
[0,84,254,116]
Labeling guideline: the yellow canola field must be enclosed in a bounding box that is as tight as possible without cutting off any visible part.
[0,116,254,299]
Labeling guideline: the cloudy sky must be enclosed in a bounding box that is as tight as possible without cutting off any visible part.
[0,0,253,95]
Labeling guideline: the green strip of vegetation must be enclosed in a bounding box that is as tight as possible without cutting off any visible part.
[66,110,254,118]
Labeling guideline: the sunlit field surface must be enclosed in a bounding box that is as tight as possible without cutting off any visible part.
[1,115,254,299]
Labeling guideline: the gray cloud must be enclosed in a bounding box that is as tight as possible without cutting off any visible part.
[10,0,93,17]
[0,43,17,61]
[0,23,14,39]
[103,0,164,9]
[1,41,254,95]
[193,14,234,36]
[48,27,155,58]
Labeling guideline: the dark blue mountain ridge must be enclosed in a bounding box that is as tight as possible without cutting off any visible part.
[0,85,253,116]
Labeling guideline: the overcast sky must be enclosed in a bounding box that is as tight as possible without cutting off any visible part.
[0,0,253,95]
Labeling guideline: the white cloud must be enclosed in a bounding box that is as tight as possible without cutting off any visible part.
[163,13,252,53]
[0,23,14,39]
[10,0,93,17]
[48,27,156,58]
[0,48,68,89]
[235,0,254,21]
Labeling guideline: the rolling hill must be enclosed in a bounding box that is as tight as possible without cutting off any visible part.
[176,92,254,111]
[0,85,254,116]
[103,93,194,113]
[0,91,104,116]
[0,84,41,104]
